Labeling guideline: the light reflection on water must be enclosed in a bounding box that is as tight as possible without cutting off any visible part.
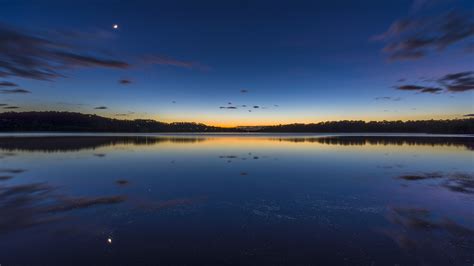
[0,134,472,265]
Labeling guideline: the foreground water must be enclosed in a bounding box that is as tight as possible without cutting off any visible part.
[0,134,472,265]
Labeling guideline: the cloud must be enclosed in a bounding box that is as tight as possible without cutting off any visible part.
[0,81,18,87]
[52,51,128,68]
[0,89,31,94]
[116,179,129,186]
[94,106,107,110]
[420,87,443,93]
[375,96,402,101]
[0,168,26,174]
[142,55,209,71]
[395,85,443,94]
[395,71,474,94]
[3,106,20,109]
[119,79,132,85]
[464,114,474,117]
[0,24,129,81]
[374,10,474,60]
[253,105,260,108]
[438,71,474,92]
[219,106,238,109]
[240,89,248,93]
[0,104,7,106]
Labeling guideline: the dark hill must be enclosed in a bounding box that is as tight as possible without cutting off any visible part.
[0,112,234,132]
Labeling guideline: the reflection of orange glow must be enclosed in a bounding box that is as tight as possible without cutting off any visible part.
[96,136,470,156]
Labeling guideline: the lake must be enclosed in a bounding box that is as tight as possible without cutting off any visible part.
[0,134,473,265]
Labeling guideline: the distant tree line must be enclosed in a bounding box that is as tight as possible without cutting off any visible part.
[259,120,474,134]
[0,111,473,134]
[0,112,236,132]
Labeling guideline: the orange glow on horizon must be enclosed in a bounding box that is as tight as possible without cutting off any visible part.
[147,113,467,127]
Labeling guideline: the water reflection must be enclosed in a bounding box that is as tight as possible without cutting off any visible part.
[0,134,472,264]
[0,182,125,234]
[272,136,474,150]
[0,136,206,152]
[0,135,472,152]
[398,172,474,195]
[382,207,474,265]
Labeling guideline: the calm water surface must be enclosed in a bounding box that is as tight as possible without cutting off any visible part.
[0,134,473,265]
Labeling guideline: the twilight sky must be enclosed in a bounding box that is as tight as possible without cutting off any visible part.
[0,0,473,126]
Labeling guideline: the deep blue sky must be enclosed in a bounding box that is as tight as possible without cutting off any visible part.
[0,0,473,126]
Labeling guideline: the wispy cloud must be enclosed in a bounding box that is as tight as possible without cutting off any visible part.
[420,87,443,93]
[438,71,474,92]
[0,89,31,94]
[0,81,18,87]
[119,79,132,85]
[94,106,108,110]
[0,24,129,81]
[395,85,443,94]
[395,71,474,94]
[375,96,402,101]
[373,10,474,60]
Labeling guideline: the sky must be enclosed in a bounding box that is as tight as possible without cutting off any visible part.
[0,0,473,126]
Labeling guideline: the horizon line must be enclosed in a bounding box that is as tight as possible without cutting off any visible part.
[1,110,473,129]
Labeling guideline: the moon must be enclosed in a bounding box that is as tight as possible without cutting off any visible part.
[113,24,119,29]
